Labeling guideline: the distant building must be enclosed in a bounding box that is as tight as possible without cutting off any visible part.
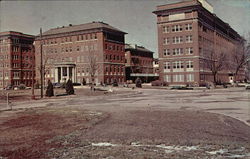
[34,22,126,85]
[125,44,157,82]
[0,31,35,89]
[153,0,244,86]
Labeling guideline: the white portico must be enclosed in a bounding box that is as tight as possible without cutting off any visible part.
[54,63,76,83]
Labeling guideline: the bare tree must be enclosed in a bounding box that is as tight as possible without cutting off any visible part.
[230,39,250,81]
[206,51,227,84]
[87,52,99,90]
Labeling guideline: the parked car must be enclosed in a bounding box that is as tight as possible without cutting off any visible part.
[4,85,13,90]
[171,86,193,90]
[246,84,250,90]
[53,83,62,88]
[72,82,82,86]
[18,84,26,90]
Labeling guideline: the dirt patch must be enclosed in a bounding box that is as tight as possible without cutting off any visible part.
[46,110,250,158]
[79,110,250,146]
[0,107,107,159]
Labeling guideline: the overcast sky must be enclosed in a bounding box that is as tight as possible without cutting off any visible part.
[0,0,250,56]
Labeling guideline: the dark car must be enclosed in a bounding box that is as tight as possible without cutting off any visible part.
[246,84,250,90]
[72,83,82,86]
[53,83,62,88]
[4,85,13,90]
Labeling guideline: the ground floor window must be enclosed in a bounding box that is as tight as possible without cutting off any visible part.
[164,75,171,82]
[173,74,184,82]
[186,74,194,82]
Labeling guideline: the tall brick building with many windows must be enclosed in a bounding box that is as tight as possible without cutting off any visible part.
[153,0,244,86]
[0,31,35,89]
[34,22,126,85]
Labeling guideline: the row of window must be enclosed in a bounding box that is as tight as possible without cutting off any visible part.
[164,61,193,70]
[105,44,124,52]
[164,35,193,45]
[105,54,124,62]
[44,33,98,45]
[44,44,98,54]
[164,74,194,82]
[163,47,193,56]
[163,24,192,33]
[105,66,124,73]
[12,55,33,61]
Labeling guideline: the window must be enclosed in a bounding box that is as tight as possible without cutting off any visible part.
[173,61,184,69]
[173,74,184,82]
[13,72,20,78]
[185,24,192,31]
[173,48,183,55]
[164,75,171,82]
[77,46,80,51]
[173,36,183,44]
[163,26,169,33]
[186,35,193,43]
[163,38,170,45]
[186,74,194,82]
[186,61,193,68]
[164,62,171,70]
[163,49,170,56]
[186,47,193,54]
[172,25,182,32]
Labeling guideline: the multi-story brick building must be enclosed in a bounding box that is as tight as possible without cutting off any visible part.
[125,44,157,82]
[153,0,244,86]
[34,22,126,85]
[0,31,35,89]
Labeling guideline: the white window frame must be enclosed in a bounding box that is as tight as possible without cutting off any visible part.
[185,24,192,31]
[186,47,193,55]
[164,75,171,82]
[164,62,171,72]
[186,35,193,43]
[186,74,194,82]
[163,38,170,45]
[163,49,170,56]
[173,48,183,56]
[163,26,169,33]
[172,25,182,32]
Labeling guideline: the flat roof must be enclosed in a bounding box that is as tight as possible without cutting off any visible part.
[41,21,127,36]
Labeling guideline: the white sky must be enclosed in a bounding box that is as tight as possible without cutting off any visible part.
[0,0,250,57]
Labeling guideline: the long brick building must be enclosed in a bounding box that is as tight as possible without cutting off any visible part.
[153,0,244,86]
[34,22,126,85]
[0,31,35,89]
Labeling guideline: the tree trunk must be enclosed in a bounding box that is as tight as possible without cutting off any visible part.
[213,72,217,85]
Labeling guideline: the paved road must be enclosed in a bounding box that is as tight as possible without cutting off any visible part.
[1,87,249,125]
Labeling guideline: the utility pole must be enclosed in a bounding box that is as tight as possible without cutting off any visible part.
[40,28,44,98]
[31,45,35,99]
